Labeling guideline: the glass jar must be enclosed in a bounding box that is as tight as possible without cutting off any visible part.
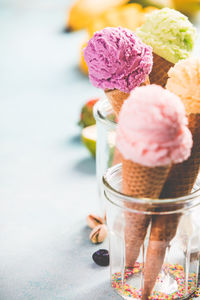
[93,99,118,212]
[103,164,200,300]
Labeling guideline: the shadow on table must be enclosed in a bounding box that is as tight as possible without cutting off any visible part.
[73,157,95,175]
[66,134,81,147]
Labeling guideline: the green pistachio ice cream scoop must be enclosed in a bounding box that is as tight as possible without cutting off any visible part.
[137,7,197,64]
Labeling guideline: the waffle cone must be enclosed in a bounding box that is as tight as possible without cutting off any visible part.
[104,89,129,116]
[149,53,174,87]
[161,113,200,198]
[105,76,150,116]
[122,158,170,267]
[142,214,180,300]
[142,113,200,299]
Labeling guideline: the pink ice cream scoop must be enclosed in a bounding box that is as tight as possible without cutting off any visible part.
[84,27,153,93]
[116,85,192,167]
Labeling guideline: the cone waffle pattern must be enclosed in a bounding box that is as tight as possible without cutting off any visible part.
[104,89,129,116]
[142,214,180,300]
[105,76,150,116]
[122,159,170,267]
[149,53,174,87]
[161,113,200,198]
[142,113,200,299]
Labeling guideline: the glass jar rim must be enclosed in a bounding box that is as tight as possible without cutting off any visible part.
[103,164,200,213]
[93,98,116,130]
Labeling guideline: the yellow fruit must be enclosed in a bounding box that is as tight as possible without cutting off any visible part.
[82,125,97,157]
[81,125,116,158]
[118,4,143,29]
[138,0,172,8]
[172,0,200,16]
[67,0,129,31]
[87,3,145,36]
[79,38,88,75]
[87,17,110,38]
[143,6,160,14]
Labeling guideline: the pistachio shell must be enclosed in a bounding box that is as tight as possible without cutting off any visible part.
[89,224,108,244]
[87,214,104,229]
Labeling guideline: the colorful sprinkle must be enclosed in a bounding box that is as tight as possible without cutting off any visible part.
[112,263,198,299]
[194,286,200,297]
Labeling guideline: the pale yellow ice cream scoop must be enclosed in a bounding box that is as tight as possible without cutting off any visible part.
[166,57,200,114]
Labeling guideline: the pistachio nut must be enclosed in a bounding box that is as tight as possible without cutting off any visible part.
[90,224,108,244]
[87,214,104,229]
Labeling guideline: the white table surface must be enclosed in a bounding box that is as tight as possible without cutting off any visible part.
[0,1,200,299]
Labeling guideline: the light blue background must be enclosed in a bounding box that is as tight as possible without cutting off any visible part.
[0,1,199,299]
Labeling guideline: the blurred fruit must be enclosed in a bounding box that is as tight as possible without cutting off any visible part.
[79,38,89,75]
[129,0,172,8]
[67,0,129,31]
[86,3,158,37]
[87,4,142,36]
[81,124,116,157]
[79,98,99,128]
[143,5,161,13]
[172,0,200,16]
[81,124,97,157]
[108,146,115,167]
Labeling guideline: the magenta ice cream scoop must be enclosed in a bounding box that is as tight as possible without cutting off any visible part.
[84,27,153,93]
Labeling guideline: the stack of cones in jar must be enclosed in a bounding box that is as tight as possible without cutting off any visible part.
[116,85,193,275]
[142,58,200,299]
[83,9,197,300]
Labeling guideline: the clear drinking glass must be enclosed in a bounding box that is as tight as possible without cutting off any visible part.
[103,164,200,300]
[93,99,118,212]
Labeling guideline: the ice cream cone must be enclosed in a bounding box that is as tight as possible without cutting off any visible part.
[105,76,150,116]
[161,113,200,198]
[149,53,174,87]
[122,158,170,267]
[84,27,153,108]
[136,8,196,89]
[142,113,200,299]
[141,213,180,300]
[104,89,129,116]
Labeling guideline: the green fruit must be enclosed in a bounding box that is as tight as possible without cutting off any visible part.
[108,146,115,167]
[82,125,97,157]
[81,125,116,158]
[78,98,99,128]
